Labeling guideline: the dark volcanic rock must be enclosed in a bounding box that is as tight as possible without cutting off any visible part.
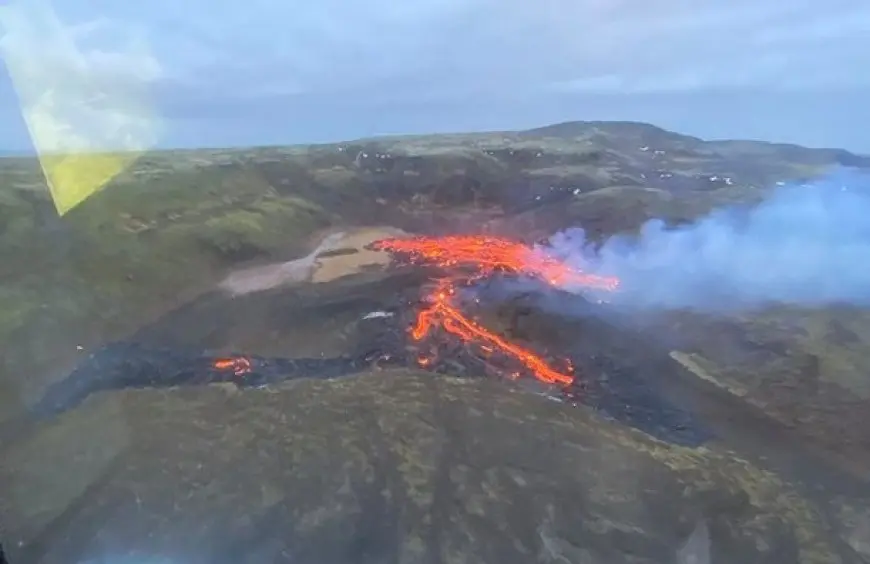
[27,341,373,420]
[24,270,711,448]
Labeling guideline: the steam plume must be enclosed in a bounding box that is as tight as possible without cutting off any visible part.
[543,166,870,311]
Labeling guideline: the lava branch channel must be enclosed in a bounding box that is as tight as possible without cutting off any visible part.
[369,235,621,387]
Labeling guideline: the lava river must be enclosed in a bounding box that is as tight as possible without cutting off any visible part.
[369,235,620,387]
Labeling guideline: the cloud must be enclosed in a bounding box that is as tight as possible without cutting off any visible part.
[17,0,870,99]
[1,0,869,150]
[167,0,870,95]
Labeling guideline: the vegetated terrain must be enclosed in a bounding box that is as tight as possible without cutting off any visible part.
[1,121,870,564]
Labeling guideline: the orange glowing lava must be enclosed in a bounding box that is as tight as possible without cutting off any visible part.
[371,234,619,291]
[373,234,620,387]
[213,356,252,376]
[413,279,574,385]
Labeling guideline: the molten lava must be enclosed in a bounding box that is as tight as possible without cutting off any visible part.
[372,234,620,387]
[371,235,619,291]
[412,278,574,385]
[213,356,252,376]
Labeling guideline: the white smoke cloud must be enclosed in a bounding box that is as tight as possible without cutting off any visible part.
[544,167,870,311]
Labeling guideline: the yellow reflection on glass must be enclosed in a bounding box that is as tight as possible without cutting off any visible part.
[0,0,161,215]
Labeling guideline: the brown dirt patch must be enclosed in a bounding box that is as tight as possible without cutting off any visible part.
[218,226,410,295]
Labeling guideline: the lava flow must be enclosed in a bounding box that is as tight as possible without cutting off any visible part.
[214,356,252,376]
[371,234,620,387]
[371,235,619,291]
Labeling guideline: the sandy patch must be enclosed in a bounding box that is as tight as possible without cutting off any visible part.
[218,226,410,296]
[310,227,408,283]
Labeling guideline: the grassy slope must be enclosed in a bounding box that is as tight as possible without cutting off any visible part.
[0,151,339,409]
[0,373,853,563]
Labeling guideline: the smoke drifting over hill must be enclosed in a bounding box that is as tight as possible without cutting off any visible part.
[545,166,870,311]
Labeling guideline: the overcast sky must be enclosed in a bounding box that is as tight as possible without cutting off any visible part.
[0,0,869,153]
